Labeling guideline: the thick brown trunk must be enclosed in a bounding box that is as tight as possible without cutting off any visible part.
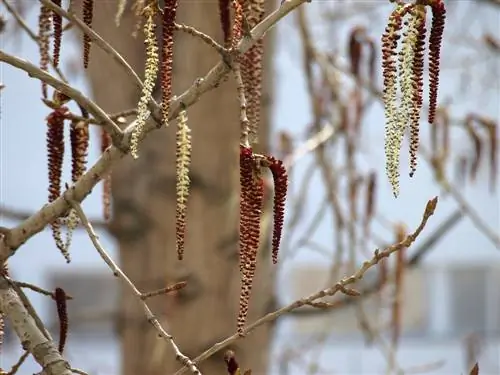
[83,2,275,374]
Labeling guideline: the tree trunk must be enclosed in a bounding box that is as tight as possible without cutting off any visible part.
[82,2,275,374]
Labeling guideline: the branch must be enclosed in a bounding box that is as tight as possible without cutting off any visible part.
[0,277,72,375]
[0,0,309,262]
[174,197,438,374]
[66,197,201,375]
[0,51,123,147]
[288,208,463,317]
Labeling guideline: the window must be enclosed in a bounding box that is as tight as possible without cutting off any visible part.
[446,265,500,338]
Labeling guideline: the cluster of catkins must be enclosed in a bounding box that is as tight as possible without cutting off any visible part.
[40,0,289,334]
[39,0,112,262]
[381,0,445,197]
[218,0,289,334]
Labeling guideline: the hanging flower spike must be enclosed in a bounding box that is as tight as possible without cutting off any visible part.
[427,0,446,125]
[231,0,244,49]
[398,5,426,178]
[54,287,69,354]
[409,6,427,177]
[38,5,52,99]
[161,0,179,126]
[237,146,264,334]
[241,0,265,145]
[70,121,89,184]
[381,4,408,197]
[51,0,63,68]
[265,155,287,265]
[115,0,128,27]
[238,177,264,335]
[219,0,231,48]
[47,106,70,263]
[100,129,112,222]
[239,146,254,274]
[64,119,90,250]
[131,5,159,159]
[382,0,446,196]
[82,0,94,68]
[175,108,192,260]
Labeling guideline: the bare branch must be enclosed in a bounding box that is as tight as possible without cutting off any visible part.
[174,22,226,56]
[174,197,438,374]
[0,205,108,230]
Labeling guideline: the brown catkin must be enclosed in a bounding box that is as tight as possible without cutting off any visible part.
[83,0,94,68]
[161,0,178,126]
[51,0,63,68]
[39,5,52,98]
[54,288,68,354]
[70,121,89,183]
[219,0,231,48]
[428,1,446,124]
[47,107,70,262]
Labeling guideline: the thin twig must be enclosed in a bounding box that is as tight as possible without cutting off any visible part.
[174,22,227,56]
[141,281,187,300]
[70,368,89,375]
[66,197,202,375]
[14,281,73,300]
[233,62,250,146]
[0,205,108,230]
[0,51,124,148]
[174,197,438,374]
[5,349,29,375]
[63,108,137,126]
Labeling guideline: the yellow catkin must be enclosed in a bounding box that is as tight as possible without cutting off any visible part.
[383,5,407,197]
[115,0,128,26]
[130,9,159,159]
[63,209,79,254]
[387,7,421,195]
[175,109,192,260]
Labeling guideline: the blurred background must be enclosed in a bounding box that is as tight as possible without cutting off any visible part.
[0,0,499,374]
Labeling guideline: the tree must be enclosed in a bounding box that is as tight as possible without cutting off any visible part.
[0,0,497,374]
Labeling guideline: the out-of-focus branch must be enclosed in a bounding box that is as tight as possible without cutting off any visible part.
[0,205,109,231]
[1,0,68,82]
[479,0,500,7]
[310,49,499,249]
[288,208,463,316]
[174,197,438,374]
[0,51,124,147]
[0,277,72,375]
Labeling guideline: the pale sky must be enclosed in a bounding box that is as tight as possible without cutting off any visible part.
[0,1,499,374]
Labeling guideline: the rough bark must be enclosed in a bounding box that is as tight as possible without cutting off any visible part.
[82,2,275,374]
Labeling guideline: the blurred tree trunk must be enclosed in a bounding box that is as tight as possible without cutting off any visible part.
[81,1,275,374]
